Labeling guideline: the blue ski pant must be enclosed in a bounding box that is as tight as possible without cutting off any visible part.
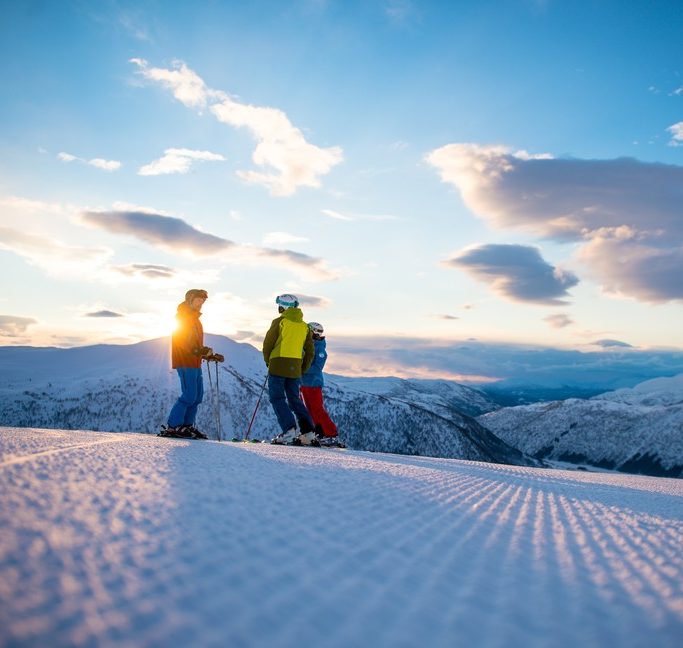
[268,374,314,433]
[168,367,204,427]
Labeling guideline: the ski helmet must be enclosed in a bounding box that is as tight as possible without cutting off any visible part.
[308,321,324,336]
[275,294,299,309]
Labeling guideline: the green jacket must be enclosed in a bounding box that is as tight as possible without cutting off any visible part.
[262,308,314,378]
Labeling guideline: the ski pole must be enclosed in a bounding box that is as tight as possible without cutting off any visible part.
[244,373,269,441]
[205,358,221,441]
[214,360,223,441]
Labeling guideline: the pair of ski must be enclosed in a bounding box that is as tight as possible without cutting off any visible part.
[231,437,346,449]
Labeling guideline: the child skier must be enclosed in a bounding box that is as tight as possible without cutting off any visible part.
[160,289,214,439]
[300,322,339,446]
[262,294,316,445]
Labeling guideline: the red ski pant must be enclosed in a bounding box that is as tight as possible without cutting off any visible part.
[300,386,337,437]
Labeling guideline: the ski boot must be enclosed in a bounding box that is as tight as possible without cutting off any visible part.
[293,431,318,446]
[318,435,346,448]
[271,428,298,445]
[158,425,194,439]
[185,425,208,440]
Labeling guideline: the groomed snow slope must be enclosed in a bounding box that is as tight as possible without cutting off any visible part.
[1,427,681,647]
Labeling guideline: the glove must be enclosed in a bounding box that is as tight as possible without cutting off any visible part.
[205,353,224,363]
[195,346,213,357]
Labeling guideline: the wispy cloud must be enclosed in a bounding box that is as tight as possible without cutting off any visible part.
[138,148,226,175]
[81,209,342,280]
[81,210,232,255]
[320,208,397,221]
[294,294,332,308]
[321,209,354,221]
[384,0,420,24]
[544,313,574,329]
[0,226,112,277]
[113,263,177,279]
[131,58,343,195]
[427,142,683,303]
[592,338,633,349]
[0,195,67,215]
[262,231,309,246]
[330,335,683,387]
[84,310,124,318]
[118,11,151,42]
[445,244,578,305]
[0,315,38,336]
[58,151,121,171]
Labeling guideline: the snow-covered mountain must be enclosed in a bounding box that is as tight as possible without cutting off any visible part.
[0,335,534,467]
[479,373,683,478]
[328,374,496,417]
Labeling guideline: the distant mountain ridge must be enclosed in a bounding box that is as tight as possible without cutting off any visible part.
[479,373,683,478]
[0,335,535,467]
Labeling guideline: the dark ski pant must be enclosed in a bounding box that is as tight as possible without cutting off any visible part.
[300,386,337,437]
[168,367,203,427]
[268,374,314,433]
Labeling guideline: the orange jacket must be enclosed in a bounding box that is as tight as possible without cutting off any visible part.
[171,302,204,369]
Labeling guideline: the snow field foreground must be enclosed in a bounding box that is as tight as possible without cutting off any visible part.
[1,427,681,647]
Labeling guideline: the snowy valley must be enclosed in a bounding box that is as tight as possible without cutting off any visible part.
[480,374,683,478]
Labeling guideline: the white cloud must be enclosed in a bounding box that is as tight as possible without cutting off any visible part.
[667,121,683,146]
[130,58,213,108]
[427,142,683,303]
[131,58,343,196]
[262,231,309,246]
[138,148,226,175]
[113,263,177,280]
[211,98,343,196]
[0,315,38,337]
[58,151,121,171]
[89,158,122,171]
[0,226,113,278]
[0,195,67,215]
[321,209,354,221]
[320,208,397,221]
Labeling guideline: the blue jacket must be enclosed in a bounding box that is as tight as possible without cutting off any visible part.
[302,338,327,387]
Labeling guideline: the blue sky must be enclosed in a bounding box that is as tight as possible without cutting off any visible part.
[1,0,682,383]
